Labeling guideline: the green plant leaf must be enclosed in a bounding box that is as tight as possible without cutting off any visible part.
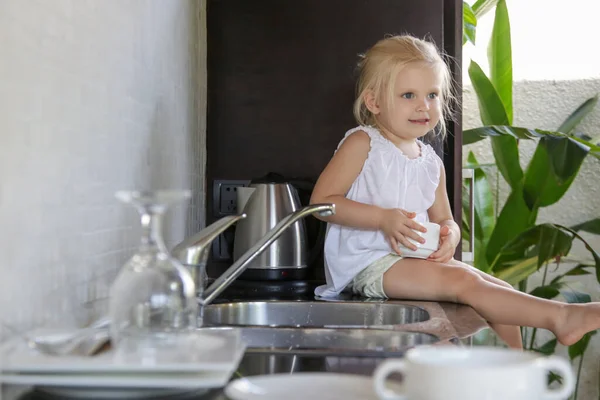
[565,265,594,276]
[556,224,600,283]
[548,371,563,386]
[465,125,541,141]
[463,129,487,145]
[465,152,495,271]
[537,225,573,268]
[463,125,582,140]
[462,207,471,240]
[492,224,573,271]
[463,2,477,45]
[569,331,597,360]
[561,289,591,304]
[467,65,523,190]
[461,185,472,248]
[465,151,496,242]
[566,136,600,161]
[557,94,599,135]
[544,135,590,183]
[529,285,561,299]
[522,138,586,208]
[572,131,594,142]
[494,256,537,285]
[550,265,592,285]
[572,218,600,235]
[486,187,534,266]
[462,162,497,168]
[471,0,499,19]
[487,0,512,123]
[463,126,600,161]
[467,61,510,126]
[559,256,597,265]
[490,135,522,189]
[534,338,557,355]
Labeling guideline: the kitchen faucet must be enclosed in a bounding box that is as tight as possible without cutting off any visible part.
[171,213,246,296]
[172,203,335,307]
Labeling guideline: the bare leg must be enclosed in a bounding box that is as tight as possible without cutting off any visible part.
[485,322,523,349]
[464,263,523,349]
[382,258,600,346]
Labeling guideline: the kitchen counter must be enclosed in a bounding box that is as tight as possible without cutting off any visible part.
[12,289,505,400]
[207,279,496,342]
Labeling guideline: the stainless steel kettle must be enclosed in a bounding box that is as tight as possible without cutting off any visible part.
[233,182,309,280]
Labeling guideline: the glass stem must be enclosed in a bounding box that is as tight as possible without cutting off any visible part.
[139,207,168,254]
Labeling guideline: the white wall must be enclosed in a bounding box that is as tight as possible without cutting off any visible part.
[0,0,206,339]
[464,0,600,81]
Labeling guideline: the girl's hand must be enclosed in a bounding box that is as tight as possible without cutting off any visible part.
[427,225,458,263]
[379,208,427,255]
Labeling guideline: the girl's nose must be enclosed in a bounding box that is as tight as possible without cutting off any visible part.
[416,98,430,111]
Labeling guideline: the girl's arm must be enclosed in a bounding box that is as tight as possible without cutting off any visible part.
[427,163,461,261]
[310,131,383,229]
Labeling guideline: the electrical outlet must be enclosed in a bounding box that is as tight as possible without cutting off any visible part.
[213,179,251,217]
[211,179,250,261]
[219,184,238,214]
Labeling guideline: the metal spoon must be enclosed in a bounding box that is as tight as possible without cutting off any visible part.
[26,328,110,357]
[3,316,110,357]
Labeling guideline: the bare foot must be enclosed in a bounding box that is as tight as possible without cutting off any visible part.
[554,303,600,346]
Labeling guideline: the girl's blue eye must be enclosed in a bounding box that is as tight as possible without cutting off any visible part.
[401,93,415,99]
[428,93,439,99]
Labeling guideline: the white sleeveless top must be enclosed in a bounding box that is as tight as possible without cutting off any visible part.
[315,126,443,298]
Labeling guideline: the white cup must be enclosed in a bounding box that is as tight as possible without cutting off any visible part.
[373,346,575,400]
[396,221,440,259]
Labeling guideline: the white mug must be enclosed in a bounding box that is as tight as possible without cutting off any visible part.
[397,221,440,259]
[373,346,575,400]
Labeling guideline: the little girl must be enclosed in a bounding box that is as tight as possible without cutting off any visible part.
[310,34,600,349]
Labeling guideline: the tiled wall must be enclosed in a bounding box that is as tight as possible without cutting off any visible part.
[0,0,206,336]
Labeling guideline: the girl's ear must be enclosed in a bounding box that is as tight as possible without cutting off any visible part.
[364,90,380,115]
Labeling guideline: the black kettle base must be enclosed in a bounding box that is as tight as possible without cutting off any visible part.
[215,278,317,301]
[239,268,308,281]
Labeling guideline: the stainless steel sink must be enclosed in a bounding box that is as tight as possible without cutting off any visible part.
[203,301,430,328]
[202,326,439,357]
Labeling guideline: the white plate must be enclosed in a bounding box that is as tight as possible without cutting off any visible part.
[0,344,246,399]
[225,373,402,400]
[0,369,230,388]
[1,328,242,373]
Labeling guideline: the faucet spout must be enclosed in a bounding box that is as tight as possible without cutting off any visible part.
[200,203,335,306]
[172,214,246,292]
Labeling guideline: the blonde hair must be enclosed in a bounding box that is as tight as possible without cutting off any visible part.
[353,35,455,138]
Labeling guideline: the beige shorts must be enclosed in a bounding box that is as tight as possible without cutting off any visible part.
[346,253,402,298]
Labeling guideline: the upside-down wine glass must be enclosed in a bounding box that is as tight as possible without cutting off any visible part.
[108,190,198,363]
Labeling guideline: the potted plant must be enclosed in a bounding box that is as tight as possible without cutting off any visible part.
[462,1,600,397]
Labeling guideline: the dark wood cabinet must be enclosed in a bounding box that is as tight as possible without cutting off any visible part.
[206,0,463,274]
